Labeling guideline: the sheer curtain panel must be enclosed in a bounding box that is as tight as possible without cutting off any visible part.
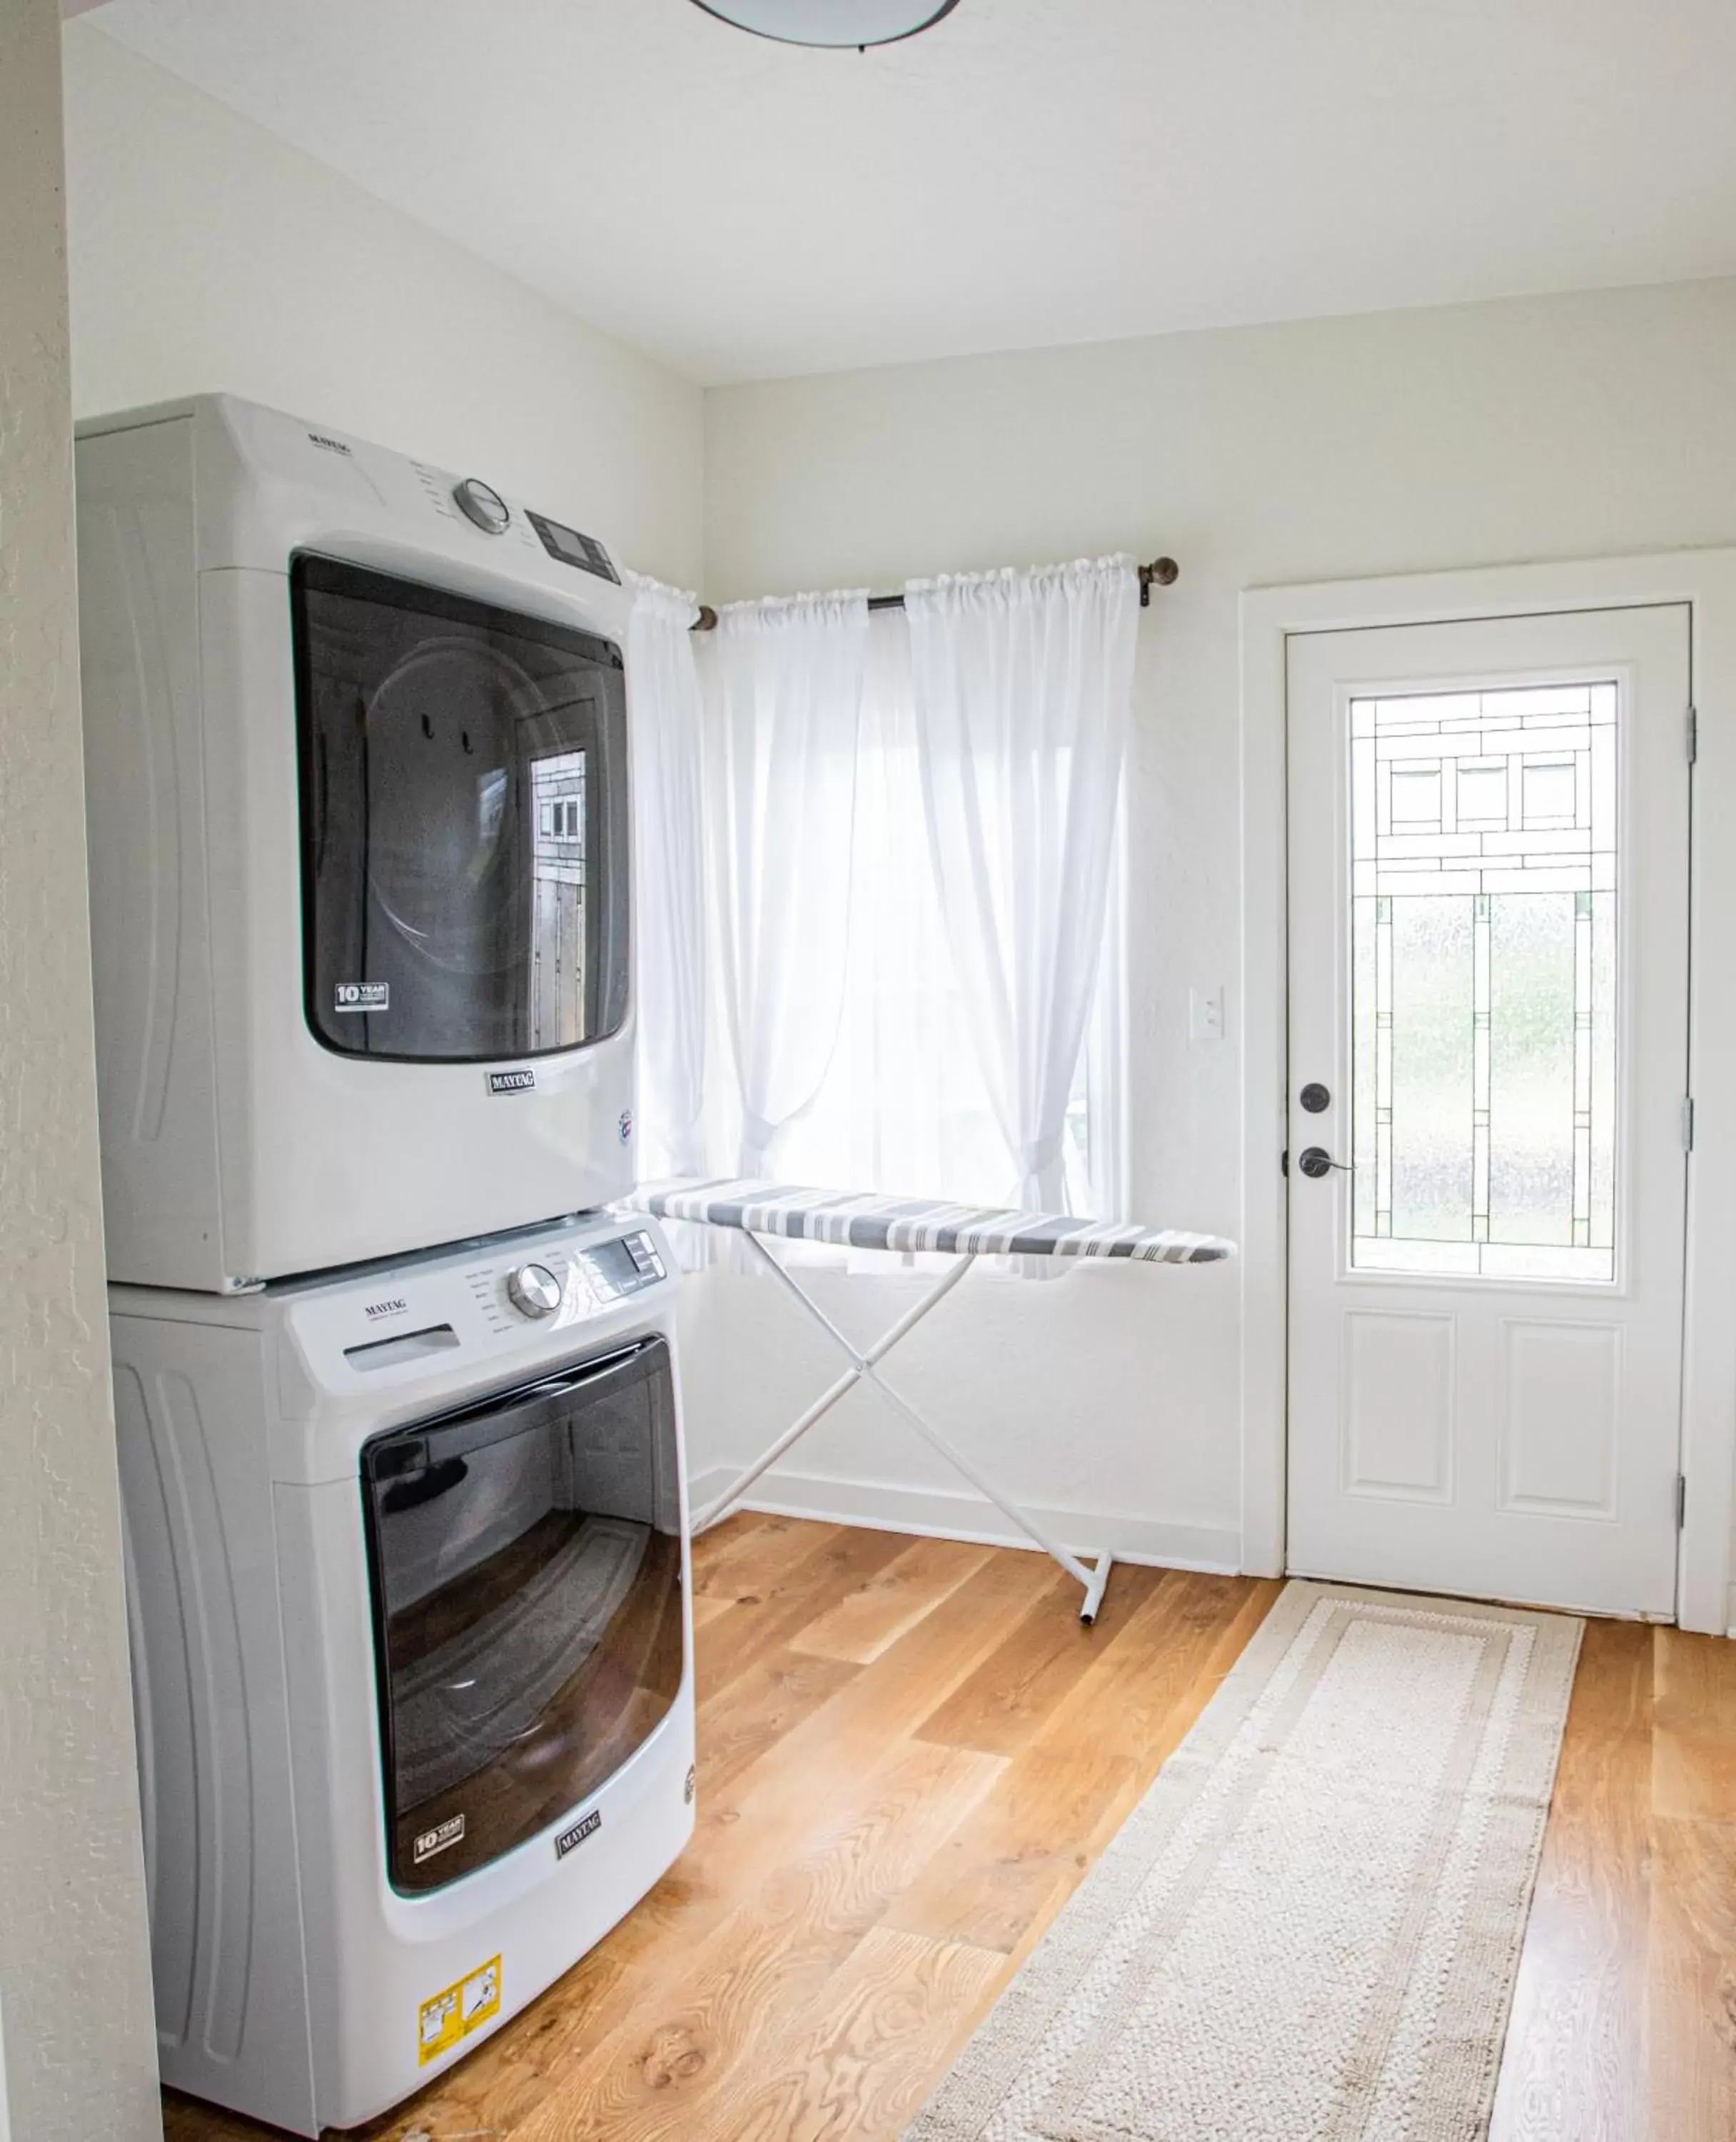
[626,576,709,1178]
[706,590,870,1176]
[905,557,1139,1208]
[774,612,1027,1215]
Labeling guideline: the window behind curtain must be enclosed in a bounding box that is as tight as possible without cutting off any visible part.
[767,614,1114,1215]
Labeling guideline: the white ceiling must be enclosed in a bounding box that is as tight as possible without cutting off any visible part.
[84,0,1736,386]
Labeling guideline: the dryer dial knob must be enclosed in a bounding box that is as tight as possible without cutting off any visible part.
[454,477,510,534]
[507,1262,562,1319]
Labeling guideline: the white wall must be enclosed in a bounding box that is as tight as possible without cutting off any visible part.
[54,16,1736,1607]
[60,23,705,588]
[0,3,161,2136]
[694,279,1736,1584]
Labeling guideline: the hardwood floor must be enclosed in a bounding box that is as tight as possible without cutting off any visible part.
[1490,1616,1736,2142]
[162,1517,1736,2142]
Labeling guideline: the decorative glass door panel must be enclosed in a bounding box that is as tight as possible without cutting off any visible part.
[1349,684,1618,1280]
[1287,602,1687,1619]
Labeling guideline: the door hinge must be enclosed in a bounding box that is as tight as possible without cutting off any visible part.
[1281,1147,1289,1177]
[1683,1096,1696,1152]
[1677,1473,1687,1529]
[1687,704,1699,765]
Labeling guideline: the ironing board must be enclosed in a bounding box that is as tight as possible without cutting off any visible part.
[625,1178,1236,1624]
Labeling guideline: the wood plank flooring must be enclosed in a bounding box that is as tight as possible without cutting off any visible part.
[162,1516,1736,2142]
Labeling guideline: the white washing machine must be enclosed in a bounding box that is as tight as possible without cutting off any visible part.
[110,1210,694,2135]
[76,393,640,1292]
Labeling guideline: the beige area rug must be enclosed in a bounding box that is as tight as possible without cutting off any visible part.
[904,1582,1583,2142]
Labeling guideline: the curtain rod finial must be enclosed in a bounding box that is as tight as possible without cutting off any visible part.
[1138,557,1179,608]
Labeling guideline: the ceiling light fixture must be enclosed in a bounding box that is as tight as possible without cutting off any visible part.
[688,1,960,49]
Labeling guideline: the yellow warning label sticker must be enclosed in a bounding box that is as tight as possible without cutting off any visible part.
[417,1954,502,2066]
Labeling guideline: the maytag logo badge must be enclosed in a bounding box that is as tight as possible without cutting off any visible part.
[413,1813,465,1864]
[308,431,353,456]
[334,982,389,1013]
[555,1810,601,1861]
[488,1068,535,1095]
[365,1297,408,1322]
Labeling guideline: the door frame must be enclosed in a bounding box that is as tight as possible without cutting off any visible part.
[1239,550,1736,1635]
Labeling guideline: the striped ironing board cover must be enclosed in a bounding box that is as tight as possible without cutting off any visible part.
[627,1179,1235,1264]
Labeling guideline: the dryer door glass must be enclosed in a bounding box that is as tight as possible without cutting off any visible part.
[362,1337,684,1893]
[293,554,630,1062]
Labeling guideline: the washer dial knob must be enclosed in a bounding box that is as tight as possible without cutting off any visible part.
[454,477,510,534]
[507,1262,562,1319]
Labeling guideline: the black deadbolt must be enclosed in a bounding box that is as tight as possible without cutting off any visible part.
[1300,1082,1331,1114]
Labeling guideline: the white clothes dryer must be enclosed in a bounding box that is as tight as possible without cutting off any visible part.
[76,393,640,1292]
[110,1211,693,2135]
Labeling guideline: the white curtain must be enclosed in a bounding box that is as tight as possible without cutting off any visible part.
[1084,788,1131,1222]
[904,556,1139,1208]
[625,575,707,1179]
[705,590,869,1177]
[774,612,1022,1212]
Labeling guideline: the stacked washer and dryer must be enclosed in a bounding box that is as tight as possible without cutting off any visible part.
[76,396,694,2135]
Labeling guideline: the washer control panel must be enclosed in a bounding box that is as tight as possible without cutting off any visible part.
[495,1237,662,1321]
[285,1215,675,1395]
[265,1212,677,1482]
[466,1226,669,1335]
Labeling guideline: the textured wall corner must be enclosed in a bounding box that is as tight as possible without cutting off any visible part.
[0,2,162,2137]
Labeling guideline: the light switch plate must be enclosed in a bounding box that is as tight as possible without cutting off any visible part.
[1191,986,1226,1045]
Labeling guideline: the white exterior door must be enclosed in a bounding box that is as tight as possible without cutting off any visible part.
[1286,605,1690,1617]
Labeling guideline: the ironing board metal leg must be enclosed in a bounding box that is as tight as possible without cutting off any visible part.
[688,1237,975,1534]
[689,1357,864,1534]
[704,1232,1114,1621]
[1079,1552,1114,1626]
[742,1226,977,1369]
[855,1359,1103,1603]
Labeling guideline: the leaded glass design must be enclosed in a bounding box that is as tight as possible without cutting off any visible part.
[1349,683,1618,1280]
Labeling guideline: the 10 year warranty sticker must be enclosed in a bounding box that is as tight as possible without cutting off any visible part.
[418,1954,501,2066]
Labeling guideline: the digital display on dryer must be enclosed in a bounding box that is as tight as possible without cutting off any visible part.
[525,511,620,584]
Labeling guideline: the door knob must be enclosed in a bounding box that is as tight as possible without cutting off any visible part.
[1298,1147,1352,1179]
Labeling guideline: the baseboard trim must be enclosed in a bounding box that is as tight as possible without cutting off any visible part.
[687,1463,1241,1574]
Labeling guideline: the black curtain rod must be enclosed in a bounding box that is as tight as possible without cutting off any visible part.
[689,555,1179,631]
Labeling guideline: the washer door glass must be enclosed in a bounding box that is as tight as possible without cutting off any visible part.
[293,554,630,1061]
[362,1337,684,1893]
